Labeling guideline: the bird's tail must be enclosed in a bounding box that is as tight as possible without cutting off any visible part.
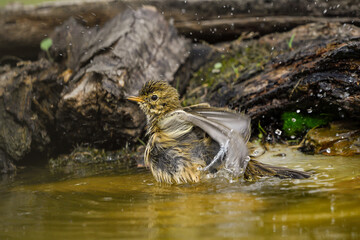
[244,159,310,181]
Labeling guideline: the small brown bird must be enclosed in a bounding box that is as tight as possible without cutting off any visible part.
[128,80,309,184]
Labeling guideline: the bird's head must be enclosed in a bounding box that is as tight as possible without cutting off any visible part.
[127,80,181,122]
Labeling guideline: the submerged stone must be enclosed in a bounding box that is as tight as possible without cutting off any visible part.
[300,122,360,156]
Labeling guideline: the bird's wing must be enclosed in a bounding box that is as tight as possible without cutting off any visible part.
[184,105,251,142]
[170,109,250,177]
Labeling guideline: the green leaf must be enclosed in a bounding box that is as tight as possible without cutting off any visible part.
[258,121,267,134]
[136,138,146,146]
[40,38,53,51]
[214,62,222,69]
[287,34,295,49]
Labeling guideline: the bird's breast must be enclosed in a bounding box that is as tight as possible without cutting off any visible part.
[157,113,194,140]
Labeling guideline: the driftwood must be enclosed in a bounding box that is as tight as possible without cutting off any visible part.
[0,7,189,173]
[0,0,359,59]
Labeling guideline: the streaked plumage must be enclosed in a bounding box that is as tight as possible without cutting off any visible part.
[128,80,310,184]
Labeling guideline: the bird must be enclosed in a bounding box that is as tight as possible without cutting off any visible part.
[127,80,310,184]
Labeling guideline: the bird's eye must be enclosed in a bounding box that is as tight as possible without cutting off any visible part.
[151,95,158,101]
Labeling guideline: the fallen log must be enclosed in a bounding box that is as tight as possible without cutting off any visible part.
[0,0,359,59]
[0,59,60,173]
[185,22,360,139]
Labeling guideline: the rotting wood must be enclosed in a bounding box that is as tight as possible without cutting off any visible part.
[185,22,360,137]
[0,0,359,59]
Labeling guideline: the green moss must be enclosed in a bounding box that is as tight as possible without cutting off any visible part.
[183,41,275,106]
[281,112,330,136]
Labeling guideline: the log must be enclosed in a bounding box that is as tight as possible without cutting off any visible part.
[53,6,190,148]
[234,25,360,121]
[0,0,359,59]
[0,59,60,173]
[185,22,360,137]
[0,7,190,173]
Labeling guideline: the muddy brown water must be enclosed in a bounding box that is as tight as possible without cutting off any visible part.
[1,146,359,240]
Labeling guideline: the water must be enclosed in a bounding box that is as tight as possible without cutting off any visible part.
[1,146,360,240]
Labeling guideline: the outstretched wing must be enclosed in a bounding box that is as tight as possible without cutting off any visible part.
[169,107,251,177]
[184,105,251,142]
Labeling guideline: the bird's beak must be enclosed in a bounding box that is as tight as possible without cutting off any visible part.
[127,96,145,103]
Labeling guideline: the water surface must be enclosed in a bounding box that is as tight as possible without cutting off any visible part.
[1,146,359,240]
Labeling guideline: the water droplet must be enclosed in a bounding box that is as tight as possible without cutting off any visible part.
[342,92,349,98]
